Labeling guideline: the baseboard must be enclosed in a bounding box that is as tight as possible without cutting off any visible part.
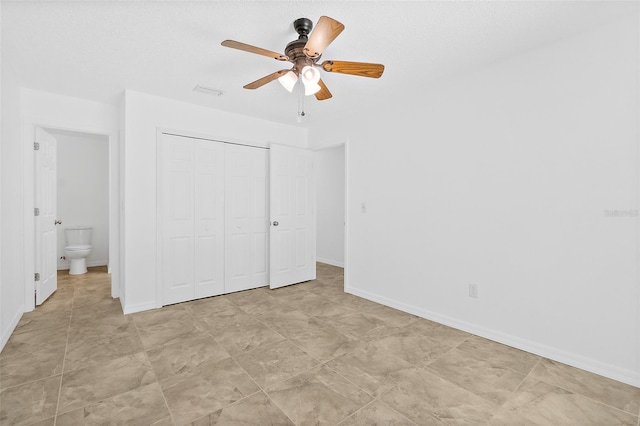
[122,300,159,315]
[346,285,640,388]
[0,306,23,352]
[316,257,344,268]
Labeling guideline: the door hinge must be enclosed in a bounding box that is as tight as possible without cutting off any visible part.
[34,207,40,216]
[34,142,40,151]
[34,272,40,281]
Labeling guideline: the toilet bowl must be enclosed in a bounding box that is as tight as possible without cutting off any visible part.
[64,227,93,275]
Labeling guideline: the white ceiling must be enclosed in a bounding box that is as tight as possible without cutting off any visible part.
[2,1,635,129]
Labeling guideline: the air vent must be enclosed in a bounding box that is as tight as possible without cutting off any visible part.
[193,85,223,96]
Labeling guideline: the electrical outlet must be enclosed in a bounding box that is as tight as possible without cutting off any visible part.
[469,283,478,298]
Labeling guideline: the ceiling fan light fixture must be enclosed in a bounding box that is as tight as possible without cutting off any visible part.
[300,65,321,96]
[278,70,298,92]
[300,65,320,84]
[304,82,321,96]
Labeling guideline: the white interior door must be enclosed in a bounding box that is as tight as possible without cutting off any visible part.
[269,144,316,289]
[225,144,269,293]
[35,127,58,305]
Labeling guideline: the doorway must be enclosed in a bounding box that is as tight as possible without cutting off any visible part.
[50,129,109,272]
[314,144,346,268]
[33,126,113,307]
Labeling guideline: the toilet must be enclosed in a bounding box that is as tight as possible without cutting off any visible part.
[64,227,93,275]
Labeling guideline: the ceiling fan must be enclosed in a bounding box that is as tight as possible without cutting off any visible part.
[221,16,385,101]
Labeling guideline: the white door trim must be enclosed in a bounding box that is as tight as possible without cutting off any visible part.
[23,120,119,312]
[344,138,350,290]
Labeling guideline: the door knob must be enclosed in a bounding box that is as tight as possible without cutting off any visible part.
[54,220,62,225]
[272,221,279,226]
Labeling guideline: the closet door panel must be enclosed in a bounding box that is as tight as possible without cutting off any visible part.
[225,144,269,293]
[252,170,269,279]
[194,140,225,298]
[161,136,195,305]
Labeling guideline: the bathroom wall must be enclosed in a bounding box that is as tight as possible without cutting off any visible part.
[54,131,109,269]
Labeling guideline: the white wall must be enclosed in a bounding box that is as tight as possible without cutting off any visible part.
[121,90,308,313]
[118,95,126,306]
[0,87,119,351]
[1,34,23,351]
[1,81,28,350]
[55,132,109,269]
[315,145,345,267]
[324,17,639,386]
[0,0,5,350]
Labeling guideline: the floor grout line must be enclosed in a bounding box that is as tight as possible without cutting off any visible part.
[534,371,640,419]
[131,309,176,426]
[333,398,377,425]
[52,282,75,425]
[377,398,421,426]
[261,386,299,426]
[513,357,541,395]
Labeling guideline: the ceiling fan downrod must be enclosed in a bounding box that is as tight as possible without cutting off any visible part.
[293,18,313,39]
[285,18,317,72]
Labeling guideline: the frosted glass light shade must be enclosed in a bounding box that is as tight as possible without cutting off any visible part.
[300,66,321,96]
[278,71,298,92]
[301,65,320,83]
[304,82,321,96]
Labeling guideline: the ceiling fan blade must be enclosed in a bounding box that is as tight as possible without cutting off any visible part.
[304,16,345,59]
[221,40,289,61]
[315,79,332,101]
[243,69,290,90]
[320,60,385,78]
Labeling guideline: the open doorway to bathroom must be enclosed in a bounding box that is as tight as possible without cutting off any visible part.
[50,129,109,273]
[34,127,110,307]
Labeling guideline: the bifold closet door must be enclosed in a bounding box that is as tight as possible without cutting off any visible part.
[161,134,224,305]
[224,144,269,293]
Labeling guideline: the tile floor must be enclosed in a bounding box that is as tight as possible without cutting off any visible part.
[1,263,639,425]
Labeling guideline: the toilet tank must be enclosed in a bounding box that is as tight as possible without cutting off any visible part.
[65,226,93,246]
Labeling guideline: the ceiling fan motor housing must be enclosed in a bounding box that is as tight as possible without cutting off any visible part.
[287,18,319,74]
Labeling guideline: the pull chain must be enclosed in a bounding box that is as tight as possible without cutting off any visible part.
[297,79,305,123]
